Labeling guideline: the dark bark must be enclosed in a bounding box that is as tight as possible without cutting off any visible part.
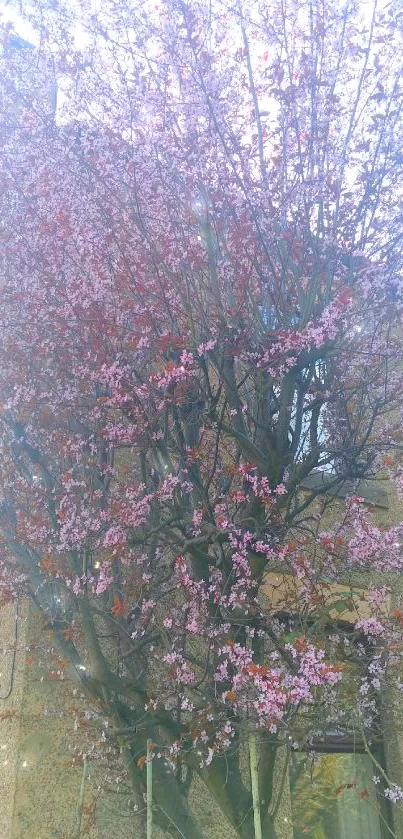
[111,701,209,839]
[200,749,279,839]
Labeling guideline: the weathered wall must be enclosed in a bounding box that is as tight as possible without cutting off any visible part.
[10,605,98,839]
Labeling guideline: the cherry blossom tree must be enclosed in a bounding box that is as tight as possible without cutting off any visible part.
[1,0,403,836]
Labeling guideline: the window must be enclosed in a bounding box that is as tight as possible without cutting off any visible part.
[266,604,394,838]
[285,628,393,839]
[290,747,391,839]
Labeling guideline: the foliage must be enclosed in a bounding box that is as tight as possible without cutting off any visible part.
[1,1,403,836]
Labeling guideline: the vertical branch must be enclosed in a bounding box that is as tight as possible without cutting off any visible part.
[331,0,378,236]
[236,0,268,189]
[249,733,263,839]
[75,757,88,839]
[147,738,153,839]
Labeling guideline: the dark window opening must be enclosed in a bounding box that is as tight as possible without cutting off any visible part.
[290,745,392,839]
[275,611,395,838]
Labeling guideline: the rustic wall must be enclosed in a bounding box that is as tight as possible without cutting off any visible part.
[10,605,98,839]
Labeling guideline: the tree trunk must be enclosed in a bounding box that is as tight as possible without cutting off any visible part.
[112,702,208,839]
[200,757,279,839]
[113,702,279,839]
[151,756,209,839]
[239,816,278,839]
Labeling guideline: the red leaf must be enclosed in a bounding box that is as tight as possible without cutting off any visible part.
[111,596,127,617]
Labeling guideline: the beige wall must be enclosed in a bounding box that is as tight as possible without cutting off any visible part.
[0,600,28,839]
[9,605,95,839]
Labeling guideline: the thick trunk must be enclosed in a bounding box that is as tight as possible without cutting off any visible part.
[151,756,209,839]
[111,702,208,839]
[123,742,209,839]
[120,743,148,838]
[240,814,278,839]
[200,755,278,839]
[113,702,280,839]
